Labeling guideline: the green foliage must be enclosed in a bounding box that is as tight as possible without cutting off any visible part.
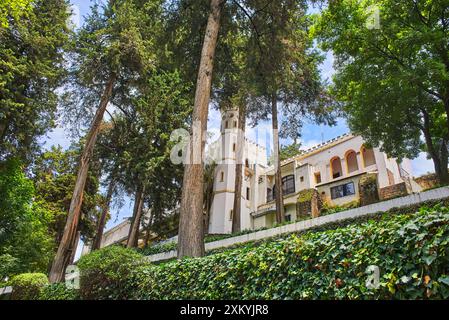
[138,241,176,256]
[0,158,54,276]
[0,0,70,161]
[33,145,103,243]
[63,0,164,132]
[297,189,316,203]
[0,254,18,283]
[0,158,34,243]
[279,142,302,161]
[38,283,79,300]
[244,0,336,139]
[321,201,360,216]
[140,198,449,257]
[10,273,48,300]
[139,228,272,256]
[77,246,144,300]
[98,204,449,300]
[0,0,31,29]
[312,0,449,180]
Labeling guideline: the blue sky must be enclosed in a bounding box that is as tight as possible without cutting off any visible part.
[44,0,435,241]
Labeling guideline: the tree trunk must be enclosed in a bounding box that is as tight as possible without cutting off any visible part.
[91,176,116,251]
[271,93,285,224]
[144,210,154,248]
[68,231,81,265]
[127,185,145,248]
[443,95,449,136]
[49,74,116,283]
[178,0,223,258]
[0,120,8,145]
[232,105,246,233]
[421,109,449,184]
[203,166,215,233]
[438,138,449,184]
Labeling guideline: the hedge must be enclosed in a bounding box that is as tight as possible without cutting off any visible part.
[77,245,144,300]
[78,203,449,300]
[10,273,49,300]
[38,283,79,300]
[140,198,449,257]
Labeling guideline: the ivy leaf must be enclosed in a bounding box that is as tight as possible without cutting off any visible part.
[423,254,437,266]
[438,276,449,286]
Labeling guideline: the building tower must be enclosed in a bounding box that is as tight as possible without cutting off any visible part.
[208,108,239,234]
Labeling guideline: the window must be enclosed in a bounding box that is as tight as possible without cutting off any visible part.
[300,176,304,182]
[258,176,264,184]
[345,150,359,174]
[285,215,291,222]
[272,175,296,198]
[229,209,234,221]
[330,182,356,200]
[220,171,224,182]
[361,146,376,167]
[282,175,295,195]
[246,187,250,200]
[225,121,229,129]
[233,143,236,152]
[315,172,322,184]
[245,159,249,168]
[234,121,237,128]
[331,157,343,179]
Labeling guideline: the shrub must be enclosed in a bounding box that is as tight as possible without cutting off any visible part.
[39,283,79,300]
[138,241,177,256]
[10,273,49,300]
[77,246,144,300]
[0,254,18,283]
[321,200,360,215]
[120,204,449,300]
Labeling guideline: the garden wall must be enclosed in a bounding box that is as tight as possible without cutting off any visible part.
[147,186,449,262]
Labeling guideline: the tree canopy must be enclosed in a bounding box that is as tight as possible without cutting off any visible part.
[313,0,449,182]
[0,0,70,161]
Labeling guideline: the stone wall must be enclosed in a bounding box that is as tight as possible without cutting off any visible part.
[296,189,322,218]
[415,173,440,190]
[379,182,408,200]
[147,186,449,263]
[358,173,379,206]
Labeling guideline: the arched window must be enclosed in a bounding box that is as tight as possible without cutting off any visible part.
[345,150,359,174]
[361,146,376,167]
[220,171,224,182]
[282,175,295,195]
[330,157,343,179]
[245,159,249,168]
[272,175,296,198]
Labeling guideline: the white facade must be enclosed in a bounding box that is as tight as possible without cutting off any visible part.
[208,110,421,234]
[208,109,268,234]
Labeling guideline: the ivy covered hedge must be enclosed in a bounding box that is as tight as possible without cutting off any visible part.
[10,273,49,300]
[139,198,449,257]
[38,283,79,300]
[77,203,449,300]
[138,229,267,256]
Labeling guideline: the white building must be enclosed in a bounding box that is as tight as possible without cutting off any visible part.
[208,109,422,234]
[88,108,423,250]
